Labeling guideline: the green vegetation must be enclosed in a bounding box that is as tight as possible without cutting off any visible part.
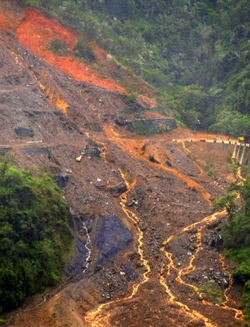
[131,119,170,136]
[198,281,223,304]
[225,158,238,175]
[213,170,250,319]
[23,0,250,135]
[45,37,67,56]
[122,87,137,105]
[0,157,73,314]
[148,107,168,117]
[175,120,187,128]
[74,36,96,63]
[132,118,148,135]
[204,159,217,179]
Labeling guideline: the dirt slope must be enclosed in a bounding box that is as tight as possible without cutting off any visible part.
[14,6,155,101]
[0,3,246,327]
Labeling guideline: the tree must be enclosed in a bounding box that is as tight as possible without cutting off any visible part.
[0,160,72,314]
[209,107,250,137]
[213,169,250,318]
[74,37,96,62]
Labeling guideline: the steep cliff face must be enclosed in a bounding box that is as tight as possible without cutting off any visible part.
[0,3,246,327]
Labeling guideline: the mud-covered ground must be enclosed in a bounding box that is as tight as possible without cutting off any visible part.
[0,3,246,327]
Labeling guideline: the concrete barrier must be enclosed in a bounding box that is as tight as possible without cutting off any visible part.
[172,138,250,166]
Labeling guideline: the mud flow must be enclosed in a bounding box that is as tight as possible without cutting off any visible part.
[0,3,246,327]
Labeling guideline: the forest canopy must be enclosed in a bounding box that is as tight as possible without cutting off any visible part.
[213,169,250,319]
[23,0,250,135]
[0,158,73,314]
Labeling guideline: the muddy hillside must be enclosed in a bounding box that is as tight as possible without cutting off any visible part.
[0,2,245,327]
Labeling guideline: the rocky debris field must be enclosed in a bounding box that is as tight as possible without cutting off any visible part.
[0,4,246,327]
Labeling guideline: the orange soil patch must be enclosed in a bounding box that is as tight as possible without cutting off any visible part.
[144,111,166,119]
[16,7,125,93]
[103,125,212,206]
[0,12,8,32]
[137,94,158,108]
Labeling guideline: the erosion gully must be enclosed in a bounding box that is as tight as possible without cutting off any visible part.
[84,129,244,327]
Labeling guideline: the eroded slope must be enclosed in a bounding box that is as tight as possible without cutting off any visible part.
[0,5,246,327]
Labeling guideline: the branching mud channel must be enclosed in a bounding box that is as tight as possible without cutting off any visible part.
[81,128,245,327]
[85,160,151,327]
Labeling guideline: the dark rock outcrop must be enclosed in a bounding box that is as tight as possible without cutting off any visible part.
[15,126,34,138]
[109,182,128,197]
[94,215,133,271]
[23,147,51,159]
[54,175,69,189]
[66,239,88,275]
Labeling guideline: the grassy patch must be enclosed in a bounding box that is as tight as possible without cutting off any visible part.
[204,159,217,179]
[148,106,168,117]
[198,281,223,304]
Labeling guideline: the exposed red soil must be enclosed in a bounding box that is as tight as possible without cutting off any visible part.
[0,5,156,104]
[15,7,125,93]
[0,4,248,327]
[0,13,8,32]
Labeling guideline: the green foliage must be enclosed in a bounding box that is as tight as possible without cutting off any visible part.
[213,170,250,318]
[0,159,73,314]
[45,38,67,56]
[208,108,250,138]
[132,119,170,135]
[198,281,223,304]
[213,192,238,222]
[74,37,96,63]
[25,0,40,5]
[132,119,148,135]
[123,87,137,105]
[204,159,217,179]
[124,93,137,104]
[225,158,238,175]
[175,119,187,128]
[29,0,250,131]
[148,107,168,117]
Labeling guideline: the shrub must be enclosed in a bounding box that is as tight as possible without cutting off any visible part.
[123,87,137,105]
[45,38,67,56]
[204,159,217,179]
[213,169,250,318]
[74,37,96,62]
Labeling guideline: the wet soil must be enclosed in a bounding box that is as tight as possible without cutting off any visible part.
[0,3,247,327]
